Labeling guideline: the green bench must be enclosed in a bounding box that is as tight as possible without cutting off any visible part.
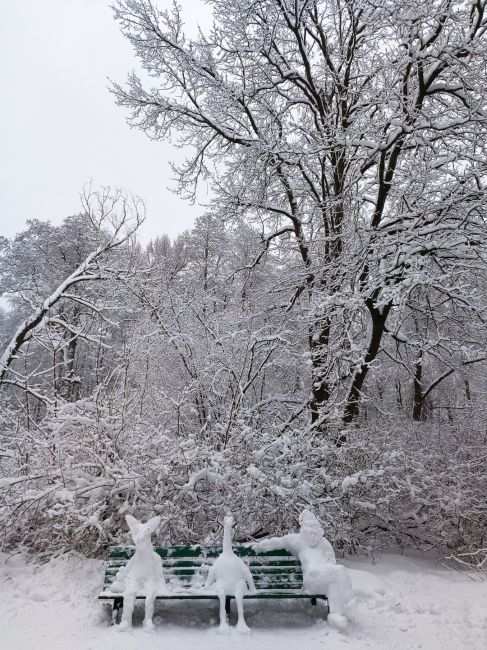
[99,545,329,624]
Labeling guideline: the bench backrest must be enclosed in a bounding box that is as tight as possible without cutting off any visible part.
[103,545,303,592]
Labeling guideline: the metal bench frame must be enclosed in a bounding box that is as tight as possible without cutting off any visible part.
[98,544,329,624]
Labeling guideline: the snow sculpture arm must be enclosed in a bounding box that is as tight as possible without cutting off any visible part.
[252,533,297,553]
[244,563,256,593]
[321,537,337,564]
[205,564,216,590]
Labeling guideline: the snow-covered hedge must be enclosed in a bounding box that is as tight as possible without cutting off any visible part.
[1,400,485,558]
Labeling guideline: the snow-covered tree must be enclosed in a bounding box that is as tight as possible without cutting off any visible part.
[0,185,144,407]
[112,0,487,430]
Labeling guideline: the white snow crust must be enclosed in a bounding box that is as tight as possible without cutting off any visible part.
[0,552,486,649]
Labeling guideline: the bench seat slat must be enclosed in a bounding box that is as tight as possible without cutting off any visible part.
[104,571,303,586]
[107,546,295,560]
[104,575,304,586]
[107,559,298,568]
[99,592,325,600]
[101,584,306,595]
[104,566,302,577]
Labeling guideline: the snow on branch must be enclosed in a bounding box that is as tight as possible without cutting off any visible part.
[0,186,144,385]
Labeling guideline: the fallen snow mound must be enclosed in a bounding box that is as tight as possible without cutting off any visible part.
[0,551,486,649]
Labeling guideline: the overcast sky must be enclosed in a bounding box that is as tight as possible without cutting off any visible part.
[0,0,212,243]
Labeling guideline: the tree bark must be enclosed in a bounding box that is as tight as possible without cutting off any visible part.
[343,300,392,424]
[412,351,424,421]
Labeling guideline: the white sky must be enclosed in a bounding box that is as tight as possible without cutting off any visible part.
[0,0,212,243]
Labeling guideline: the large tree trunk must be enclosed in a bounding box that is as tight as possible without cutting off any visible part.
[343,300,392,424]
[412,351,424,421]
[309,317,331,425]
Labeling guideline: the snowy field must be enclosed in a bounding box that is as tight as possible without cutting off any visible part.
[1,552,486,650]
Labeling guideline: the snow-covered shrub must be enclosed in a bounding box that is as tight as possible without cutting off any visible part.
[323,421,487,555]
[1,396,485,558]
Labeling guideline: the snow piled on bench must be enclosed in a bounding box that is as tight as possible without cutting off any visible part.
[1,552,486,649]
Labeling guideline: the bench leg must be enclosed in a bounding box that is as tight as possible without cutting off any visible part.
[323,597,330,619]
[217,591,230,630]
[311,596,329,619]
[112,597,123,625]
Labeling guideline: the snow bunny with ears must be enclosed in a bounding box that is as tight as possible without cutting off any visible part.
[111,514,167,630]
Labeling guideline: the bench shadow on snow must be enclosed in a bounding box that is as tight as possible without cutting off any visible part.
[103,598,328,631]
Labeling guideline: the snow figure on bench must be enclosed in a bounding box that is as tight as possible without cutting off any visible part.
[253,509,354,629]
[205,515,256,633]
[111,514,166,630]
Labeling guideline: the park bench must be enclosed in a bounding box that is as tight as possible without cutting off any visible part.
[99,544,329,624]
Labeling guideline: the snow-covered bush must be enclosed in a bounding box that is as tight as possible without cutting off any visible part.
[1,396,485,558]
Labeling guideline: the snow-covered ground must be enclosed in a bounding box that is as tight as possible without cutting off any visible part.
[1,551,486,649]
